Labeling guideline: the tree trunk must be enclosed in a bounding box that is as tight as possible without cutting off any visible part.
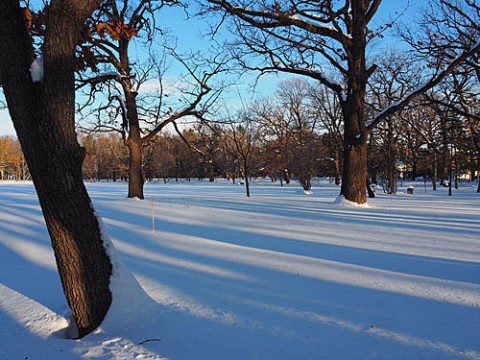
[209,156,215,182]
[284,168,290,184]
[431,150,438,190]
[0,0,112,338]
[334,148,341,186]
[341,140,368,203]
[385,117,396,194]
[449,158,453,196]
[119,37,145,199]
[367,178,376,198]
[244,165,250,197]
[441,122,449,182]
[339,1,368,204]
[454,154,459,189]
[300,176,312,191]
[126,134,144,199]
[33,161,112,338]
[340,89,368,203]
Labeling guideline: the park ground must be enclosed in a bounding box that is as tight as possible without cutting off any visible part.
[0,179,479,359]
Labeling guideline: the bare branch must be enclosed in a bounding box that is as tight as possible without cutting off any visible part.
[367,39,480,130]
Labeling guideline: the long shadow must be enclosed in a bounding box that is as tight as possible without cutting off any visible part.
[170,197,480,236]
[3,182,479,358]
[89,182,480,237]
[0,220,68,310]
[104,223,480,360]
[91,191,480,358]
[0,184,166,359]
[96,200,480,285]
[100,186,480,241]
[0,237,83,359]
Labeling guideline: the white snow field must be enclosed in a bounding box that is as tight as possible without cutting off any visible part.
[0,179,479,360]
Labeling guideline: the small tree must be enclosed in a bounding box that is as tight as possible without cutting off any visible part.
[229,119,261,197]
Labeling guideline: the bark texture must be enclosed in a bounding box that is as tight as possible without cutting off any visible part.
[339,0,369,204]
[0,0,112,338]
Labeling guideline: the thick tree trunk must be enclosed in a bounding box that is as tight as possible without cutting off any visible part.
[341,140,368,203]
[32,158,112,338]
[126,134,144,199]
[339,0,368,204]
[0,0,112,338]
[119,38,145,199]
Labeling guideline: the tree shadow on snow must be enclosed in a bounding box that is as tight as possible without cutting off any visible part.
[95,200,480,360]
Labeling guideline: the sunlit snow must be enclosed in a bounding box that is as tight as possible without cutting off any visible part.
[0,179,479,359]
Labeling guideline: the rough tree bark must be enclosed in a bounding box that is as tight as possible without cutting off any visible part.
[119,36,145,199]
[0,0,112,338]
[339,0,369,203]
[123,86,145,199]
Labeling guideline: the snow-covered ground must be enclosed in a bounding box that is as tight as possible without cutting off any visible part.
[0,179,479,360]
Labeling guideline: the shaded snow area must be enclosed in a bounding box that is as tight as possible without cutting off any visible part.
[1,180,479,359]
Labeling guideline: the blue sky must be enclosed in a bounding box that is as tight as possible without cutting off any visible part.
[0,0,425,136]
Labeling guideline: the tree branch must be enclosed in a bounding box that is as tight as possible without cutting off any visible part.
[367,39,480,130]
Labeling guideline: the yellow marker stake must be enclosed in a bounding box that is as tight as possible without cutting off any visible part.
[151,195,155,233]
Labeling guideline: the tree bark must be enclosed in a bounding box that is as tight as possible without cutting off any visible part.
[126,133,144,199]
[334,148,341,186]
[386,117,397,193]
[0,0,112,338]
[244,165,250,197]
[341,139,368,203]
[119,37,145,199]
[339,0,369,204]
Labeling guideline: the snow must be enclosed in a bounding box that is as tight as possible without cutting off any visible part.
[29,57,44,82]
[334,195,371,208]
[1,179,479,359]
[77,132,83,146]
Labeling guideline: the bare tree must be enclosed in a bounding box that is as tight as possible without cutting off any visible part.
[77,0,224,199]
[402,0,480,191]
[249,97,292,184]
[228,115,262,196]
[309,85,343,185]
[0,0,112,337]
[422,72,480,192]
[204,0,480,203]
[367,50,420,193]
[194,122,224,181]
[276,79,320,191]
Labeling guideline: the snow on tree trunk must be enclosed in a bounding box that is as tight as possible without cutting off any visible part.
[0,0,113,338]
